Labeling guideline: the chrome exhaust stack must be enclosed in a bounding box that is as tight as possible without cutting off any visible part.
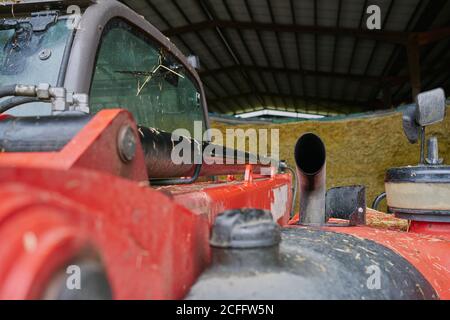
[294,133,327,225]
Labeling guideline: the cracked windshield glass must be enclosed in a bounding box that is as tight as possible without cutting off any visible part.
[90,19,204,134]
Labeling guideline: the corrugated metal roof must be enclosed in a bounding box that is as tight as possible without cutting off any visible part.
[121,0,450,115]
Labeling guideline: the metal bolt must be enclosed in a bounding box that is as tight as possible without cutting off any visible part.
[73,93,90,113]
[36,83,51,99]
[49,87,67,111]
[38,48,52,60]
[117,125,136,163]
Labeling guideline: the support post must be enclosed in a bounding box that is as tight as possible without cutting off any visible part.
[407,37,421,100]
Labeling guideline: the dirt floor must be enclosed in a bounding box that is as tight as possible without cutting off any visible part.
[212,107,450,212]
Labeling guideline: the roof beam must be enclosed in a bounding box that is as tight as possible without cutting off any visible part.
[163,20,411,44]
[221,0,274,108]
[267,0,293,111]
[342,0,368,101]
[385,0,447,102]
[407,37,421,99]
[422,36,450,90]
[164,20,450,46]
[243,0,288,109]
[368,0,423,102]
[290,0,308,104]
[197,0,263,111]
[416,26,450,46]
[313,0,319,103]
[200,65,409,85]
[169,0,249,111]
[327,0,342,101]
[353,0,396,106]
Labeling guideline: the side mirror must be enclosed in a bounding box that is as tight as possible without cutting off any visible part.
[402,88,447,164]
[415,88,446,126]
[402,104,420,144]
[402,88,447,144]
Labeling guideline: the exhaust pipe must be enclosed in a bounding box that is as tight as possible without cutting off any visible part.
[294,133,326,225]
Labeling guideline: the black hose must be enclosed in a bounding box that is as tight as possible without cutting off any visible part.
[0,97,38,114]
[0,85,16,99]
[372,192,387,211]
[149,163,202,186]
[56,27,76,87]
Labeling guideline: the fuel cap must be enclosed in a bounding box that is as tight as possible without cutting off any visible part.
[210,208,281,249]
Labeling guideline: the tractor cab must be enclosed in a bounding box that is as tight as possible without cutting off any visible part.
[0,0,211,177]
[0,0,287,189]
[0,0,207,134]
[0,0,294,299]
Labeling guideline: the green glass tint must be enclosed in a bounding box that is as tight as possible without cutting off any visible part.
[90,19,204,134]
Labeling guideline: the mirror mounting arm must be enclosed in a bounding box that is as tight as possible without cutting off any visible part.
[419,126,426,164]
[402,87,446,165]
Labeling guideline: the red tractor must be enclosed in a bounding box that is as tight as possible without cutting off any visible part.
[0,0,449,300]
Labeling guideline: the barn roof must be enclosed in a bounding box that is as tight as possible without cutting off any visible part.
[124,1,449,115]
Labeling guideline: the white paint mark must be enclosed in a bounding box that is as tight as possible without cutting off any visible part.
[271,185,288,221]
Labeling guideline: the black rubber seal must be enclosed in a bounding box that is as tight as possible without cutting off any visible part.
[386,165,450,183]
[390,207,450,222]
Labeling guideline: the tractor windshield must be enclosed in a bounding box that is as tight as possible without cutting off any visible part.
[90,18,205,135]
[0,18,72,116]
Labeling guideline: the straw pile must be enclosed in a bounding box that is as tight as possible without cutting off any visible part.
[212,107,450,215]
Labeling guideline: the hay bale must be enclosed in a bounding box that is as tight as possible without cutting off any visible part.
[212,107,450,213]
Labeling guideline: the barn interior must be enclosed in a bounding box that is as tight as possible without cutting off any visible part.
[121,0,450,208]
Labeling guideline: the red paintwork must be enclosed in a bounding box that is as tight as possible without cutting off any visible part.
[409,221,450,240]
[0,167,211,299]
[0,109,292,299]
[0,109,147,181]
[0,108,448,299]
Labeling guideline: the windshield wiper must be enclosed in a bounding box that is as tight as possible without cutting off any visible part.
[0,10,58,31]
